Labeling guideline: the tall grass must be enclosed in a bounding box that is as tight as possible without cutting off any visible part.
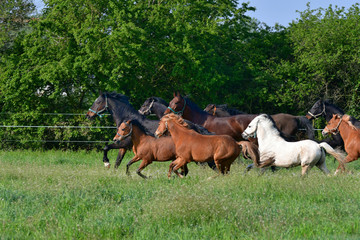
[1,150,359,239]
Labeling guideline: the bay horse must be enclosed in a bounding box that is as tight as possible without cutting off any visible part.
[113,119,187,178]
[86,92,215,169]
[322,114,360,173]
[164,92,314,141]
[154,114,270,178]
[242,114,346,176]
[306,99,346,149]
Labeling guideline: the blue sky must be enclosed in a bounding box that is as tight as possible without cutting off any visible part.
[34,0,359,27]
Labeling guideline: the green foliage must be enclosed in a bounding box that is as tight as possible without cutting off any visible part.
[269,3,360,115]
[1,1,360,149]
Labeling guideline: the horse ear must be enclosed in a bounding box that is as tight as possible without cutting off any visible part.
[126,120,131,124]
[99,90,103,96]
[173,92,177,97]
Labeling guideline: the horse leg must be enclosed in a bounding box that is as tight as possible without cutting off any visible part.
[126,156,141,176]
[168,159,180,179]
[114,148,127,169]
[335,155,358,175]
[315,155,330,175]
[102,143,120,168]
[180,164,189,176]
[172,159,188,178]
[301,164,311,177]
[136,160,151,179]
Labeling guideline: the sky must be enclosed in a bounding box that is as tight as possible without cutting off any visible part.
[33,0,359,27]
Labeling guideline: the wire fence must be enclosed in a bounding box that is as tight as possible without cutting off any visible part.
[1,112,325,144]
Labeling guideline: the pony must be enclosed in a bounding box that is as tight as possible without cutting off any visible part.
[138,96,168,118]
[86,92,215,169]
[242,114,346,176]
[322,114,360,171]
[165,92,314,141]
[204,104,246,117]
[113,119,187,178]
[155,113,270,178]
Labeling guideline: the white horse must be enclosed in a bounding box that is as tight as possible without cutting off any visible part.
[242,114,345,176]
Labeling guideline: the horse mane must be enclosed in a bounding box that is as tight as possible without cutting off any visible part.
[260,114,294,140]
[183,96,208,115]
[342,114,360,131]
[104,92,130,104]
[151,96,168,106]
[161,113,190,129]
[215,104,246,115]
[323,99,345,114]
[128,119,155,136]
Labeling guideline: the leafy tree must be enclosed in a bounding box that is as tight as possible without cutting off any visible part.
[271,3,360,116]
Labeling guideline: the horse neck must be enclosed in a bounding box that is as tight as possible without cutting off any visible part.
[324,103,344,121]
[108,98,158,132]
[337,120,352,142]
[166,120,189,145]
[131,124,149,148]
[152,102,167,118]
[183,104,209,125]
[257,122,283,146]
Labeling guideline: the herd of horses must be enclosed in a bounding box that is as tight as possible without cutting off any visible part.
[86,92,360,178]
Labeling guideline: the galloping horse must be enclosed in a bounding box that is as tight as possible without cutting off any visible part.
[86,92,215,169]
[113,119,187,178]
[155,114,271,178]
[322,114,360,172]
[164,92,314,141]
[306,99,346,149]
[242,114,345,176]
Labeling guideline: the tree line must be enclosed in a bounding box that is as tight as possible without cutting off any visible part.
[1,0,359,149]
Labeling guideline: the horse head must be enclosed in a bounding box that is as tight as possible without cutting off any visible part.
[138,97,155,116]
[113,120,133,142]
[322,114,343,136]
[164,92,187,115]
[86,92,108,120]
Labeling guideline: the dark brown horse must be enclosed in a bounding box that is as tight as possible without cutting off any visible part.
[322,114,360,173]
[154,114,270,178]
[113,119,187,178]
[164,92,314,141]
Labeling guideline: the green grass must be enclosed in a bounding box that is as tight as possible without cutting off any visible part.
[1,150,359,239]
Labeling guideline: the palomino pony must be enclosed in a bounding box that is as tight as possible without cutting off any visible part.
[155,114,270,178]
[164,92,314,141]
[113,119,187,178]
[322,114,360,172]
[242,114,346,176]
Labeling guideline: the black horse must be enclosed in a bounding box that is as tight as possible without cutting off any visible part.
[86,92,215,170]
[306,99,346,149]
[138,97,168,118]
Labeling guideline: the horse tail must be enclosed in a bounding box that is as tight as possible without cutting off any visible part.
[297,116,315,140]
[319,142,346,172]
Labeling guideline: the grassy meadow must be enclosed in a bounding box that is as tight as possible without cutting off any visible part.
[1,150,360,239]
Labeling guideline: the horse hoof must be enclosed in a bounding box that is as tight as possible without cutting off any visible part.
[104,162,110,168]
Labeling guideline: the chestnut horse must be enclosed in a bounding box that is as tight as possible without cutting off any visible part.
[322,114,360,173]
[164,92,314,141]
[113,119,187,178]
[155,114,271,178]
